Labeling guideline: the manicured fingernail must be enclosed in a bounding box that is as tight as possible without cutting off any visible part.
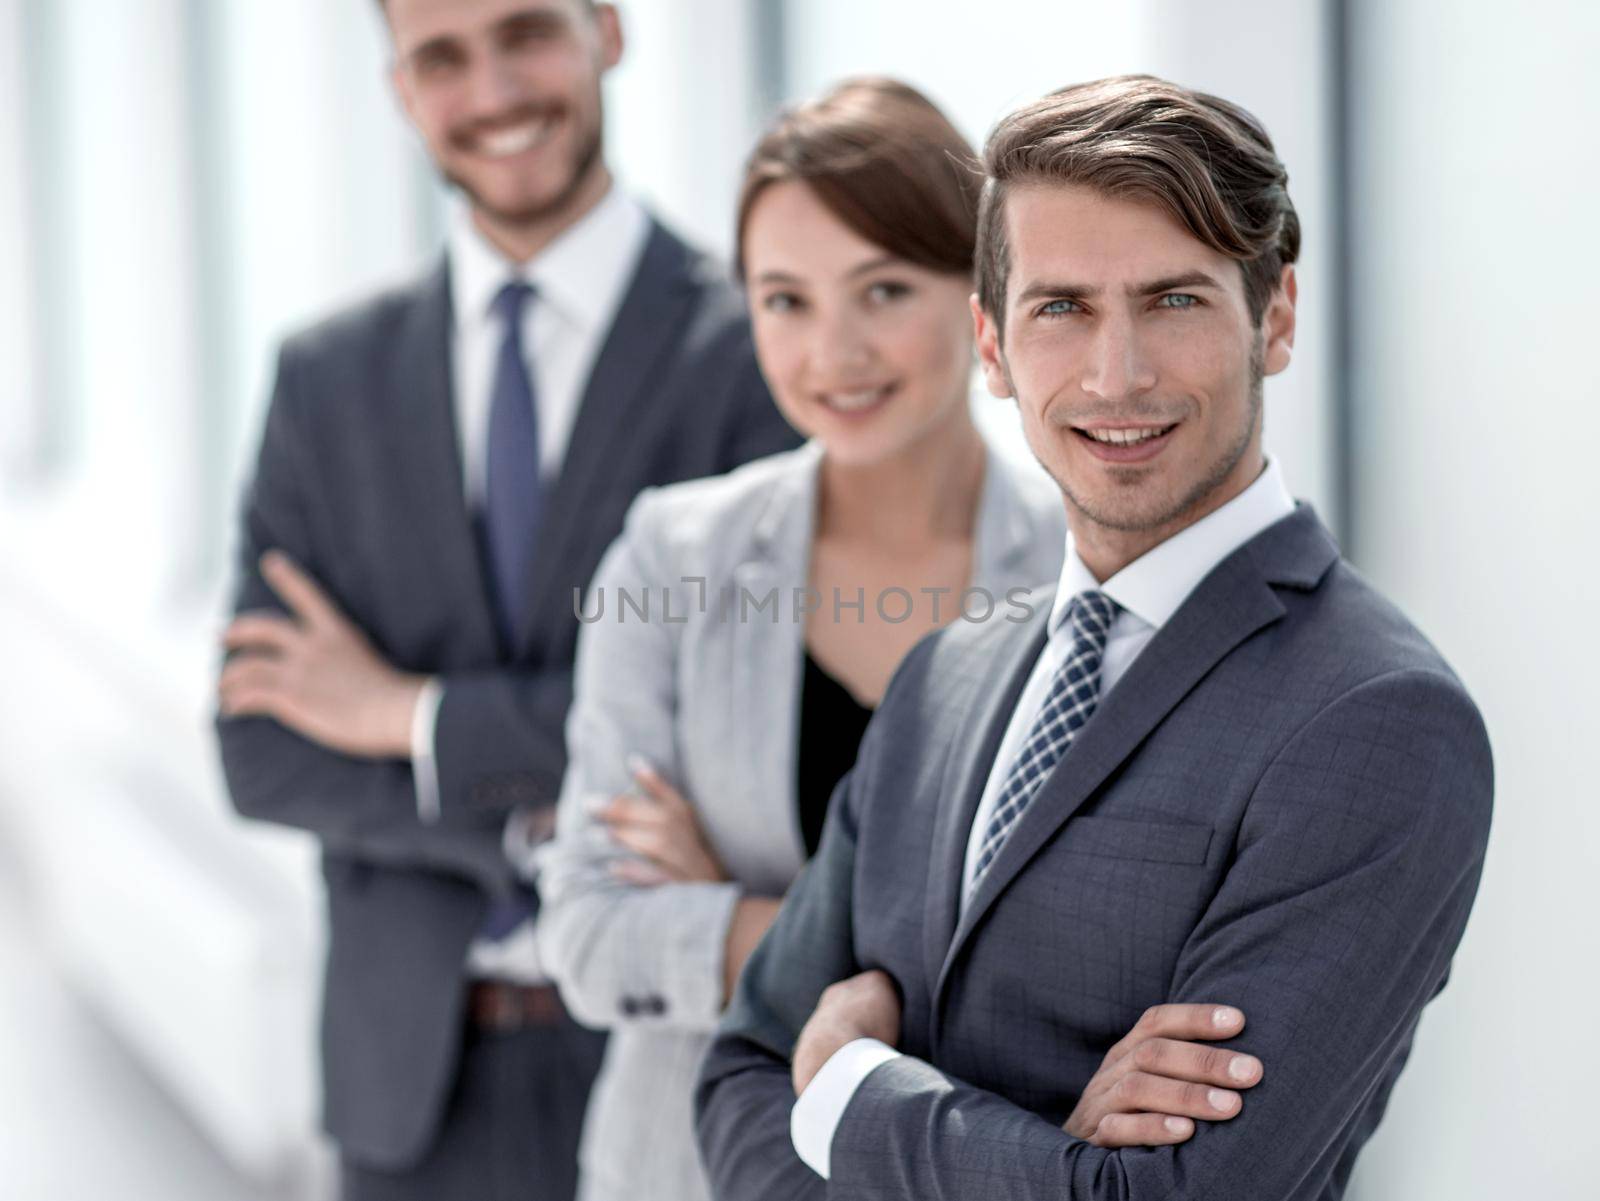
[1228,1056,1256,1082]
[1209,1089,1235,1112]
[582,795,609,817]
[1164,1116,1192,1135]
[1212,1006,1241,1028]
[625,753,651,777]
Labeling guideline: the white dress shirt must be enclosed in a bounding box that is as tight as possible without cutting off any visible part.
[405,187,649,979]
[790,456,1296,1179]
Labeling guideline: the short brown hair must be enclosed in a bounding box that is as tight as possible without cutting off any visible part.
[375,0,598,14]
[735,77,979,279]
[976,74,1300,337]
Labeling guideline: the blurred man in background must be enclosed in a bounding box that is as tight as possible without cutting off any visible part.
[214,1,795,1198]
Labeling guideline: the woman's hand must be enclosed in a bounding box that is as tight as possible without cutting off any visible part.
[595,756,730,885]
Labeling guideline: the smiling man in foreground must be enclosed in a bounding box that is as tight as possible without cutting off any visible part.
[695,75,1493,1198]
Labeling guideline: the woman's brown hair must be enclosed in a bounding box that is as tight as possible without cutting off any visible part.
[735,77,980,279]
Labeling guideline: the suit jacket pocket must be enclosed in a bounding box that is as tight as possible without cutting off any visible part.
[1058,815,1213,865]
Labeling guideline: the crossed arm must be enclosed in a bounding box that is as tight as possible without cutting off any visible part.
[213,346,569,896]
[533,503,783,1031]
[696,668,1493,1199]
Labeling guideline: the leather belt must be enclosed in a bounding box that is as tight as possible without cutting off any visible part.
[467,981,569,1032]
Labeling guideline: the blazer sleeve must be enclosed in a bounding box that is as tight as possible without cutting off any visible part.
[431,663,574,817]
[815,668,1493,1199]
[534,493,743,1032]
[214,343,516,896]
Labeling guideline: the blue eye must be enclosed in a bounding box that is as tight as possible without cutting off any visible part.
[866,281,912,304]
[1157,293,1200,309]
[1038,299,1082,318]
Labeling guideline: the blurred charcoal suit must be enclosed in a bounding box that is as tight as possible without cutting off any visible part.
[213,3,796,1198]
[214,185,794,1201]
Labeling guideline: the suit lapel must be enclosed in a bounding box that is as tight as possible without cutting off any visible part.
[385,260,501,659]
[515,222,698,654]
[921,608,1051,992]
[932,510,1336,1011]
[730,447,821,876]
[920,459,1062,988]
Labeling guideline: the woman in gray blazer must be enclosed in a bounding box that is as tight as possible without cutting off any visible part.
[533,79,1063,1201]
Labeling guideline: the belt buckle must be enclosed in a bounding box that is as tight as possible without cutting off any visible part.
[472,983,518,1033]
[471,982,564,1032]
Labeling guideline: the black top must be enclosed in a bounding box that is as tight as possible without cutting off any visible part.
[797,651,877,858]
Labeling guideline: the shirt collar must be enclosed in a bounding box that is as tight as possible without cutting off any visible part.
[447,184,649,334]
[1049,454,1297,634]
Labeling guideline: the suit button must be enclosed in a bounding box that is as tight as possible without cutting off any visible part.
[620,997,640,1016]
[645,995,667,1016]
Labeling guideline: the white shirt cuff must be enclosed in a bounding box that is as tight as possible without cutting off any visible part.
[789,1037,901,1179]
[410,677,445,823]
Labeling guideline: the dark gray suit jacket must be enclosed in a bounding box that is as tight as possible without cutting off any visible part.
[216,218,798,1170]
[696,506,1493,1199]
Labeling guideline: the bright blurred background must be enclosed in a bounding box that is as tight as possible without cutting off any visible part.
[0,1,1594,1198]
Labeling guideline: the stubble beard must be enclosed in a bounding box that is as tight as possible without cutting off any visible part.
[446,108,605,235]
[1016,332,1267,535]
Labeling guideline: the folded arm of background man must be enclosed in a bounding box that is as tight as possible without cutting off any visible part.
[215,341,568,899]
[696,665,1493,1199]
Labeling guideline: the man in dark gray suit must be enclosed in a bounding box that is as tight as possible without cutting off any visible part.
[214,2,795,1198]
[697,75,1493,1199]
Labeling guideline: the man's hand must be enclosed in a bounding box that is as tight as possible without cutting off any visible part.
[792,969,901,1097]
[219,550,426,759]
[1063,1004,1263,1147]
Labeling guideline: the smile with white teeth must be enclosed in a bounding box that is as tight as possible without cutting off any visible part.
[476,116,557,158]
[1080,424,1176,446]
[821,385,893,412]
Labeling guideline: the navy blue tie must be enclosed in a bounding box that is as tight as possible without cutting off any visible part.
[483,280,542,651]
[480,281,542,943]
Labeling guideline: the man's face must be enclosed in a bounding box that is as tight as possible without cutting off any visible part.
[975,183,1295,545]
[386,0,620,229]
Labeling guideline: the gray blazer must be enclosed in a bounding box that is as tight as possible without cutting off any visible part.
[696,505,1494,1200]
[534,437,1065,1201]
[215,218,799,1171]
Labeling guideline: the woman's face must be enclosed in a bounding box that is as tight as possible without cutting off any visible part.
[742,180,975,467]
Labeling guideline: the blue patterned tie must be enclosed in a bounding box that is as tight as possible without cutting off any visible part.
[480,281,541,942]
[483,280,541,650]
[970,590,1120,892]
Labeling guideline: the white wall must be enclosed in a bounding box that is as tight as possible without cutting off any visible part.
[607,0,761,259]
[0,0,38,488]
[1344,3,1600,1198]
